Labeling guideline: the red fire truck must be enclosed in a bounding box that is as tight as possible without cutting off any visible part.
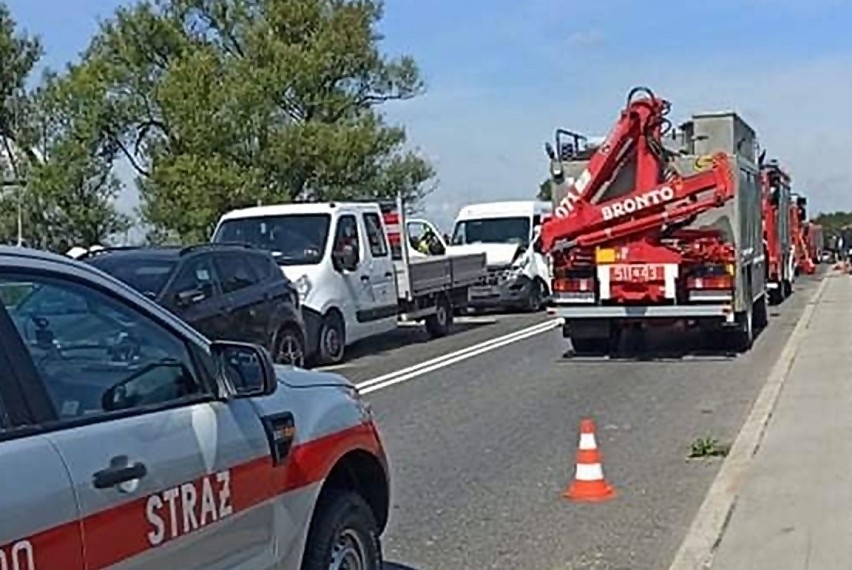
[542,87,768,354]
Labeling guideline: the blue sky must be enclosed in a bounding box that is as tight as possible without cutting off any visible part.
[8,0,852,232]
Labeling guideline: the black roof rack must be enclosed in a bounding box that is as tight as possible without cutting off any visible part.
[77,245,146,260]
[179,242,256,256]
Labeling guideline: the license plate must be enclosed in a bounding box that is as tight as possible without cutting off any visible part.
[469,285,498,297]
[610,264,665,282]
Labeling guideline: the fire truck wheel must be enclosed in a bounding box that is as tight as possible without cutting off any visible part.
[753,295,769,330]
[727,306,754,352]
[570,337,611,356]
[301,489,382,570]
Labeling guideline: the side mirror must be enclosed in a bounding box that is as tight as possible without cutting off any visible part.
[175,287,207,307]
[769,188,780,207]
[333,244,359,272]
[211,341,277,397]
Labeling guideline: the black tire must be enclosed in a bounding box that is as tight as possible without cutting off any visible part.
[753,295,769,330]
[301,489,382,570]
[726,306,754,352]
[425,295,453,338]
[569,337,611,356]
[318,313,346,365]
[768,286,783,306]
[273,326,306,368]
[524,279,545,313]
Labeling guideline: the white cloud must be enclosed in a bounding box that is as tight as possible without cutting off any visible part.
[565,29,606,48]
[390,54,852,229]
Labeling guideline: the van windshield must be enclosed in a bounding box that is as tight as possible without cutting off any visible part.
[451,217,531,249]
[214,214,331,266]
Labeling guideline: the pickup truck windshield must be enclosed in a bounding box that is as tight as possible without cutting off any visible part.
[451,217,531,249]
[214,214,331,266]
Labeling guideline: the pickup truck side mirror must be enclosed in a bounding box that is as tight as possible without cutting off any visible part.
[212,341,277,397]
[332,243,359,272]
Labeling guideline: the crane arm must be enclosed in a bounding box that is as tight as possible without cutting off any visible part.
[541,87,734,253]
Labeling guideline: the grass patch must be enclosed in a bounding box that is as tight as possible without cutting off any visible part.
[688,436,729,459]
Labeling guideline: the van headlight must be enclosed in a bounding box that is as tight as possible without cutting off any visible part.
[294,275,312,301]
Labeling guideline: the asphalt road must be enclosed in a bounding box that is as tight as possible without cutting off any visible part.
[344,276,822,570]
[316,310,551,384]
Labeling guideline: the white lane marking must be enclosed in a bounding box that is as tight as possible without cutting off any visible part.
[668,276,828,570]
[315,363,354,372]
[454,316,499,324]
[357,319,561,395]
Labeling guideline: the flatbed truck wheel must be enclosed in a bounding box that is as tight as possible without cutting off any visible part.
[425,294,453,338]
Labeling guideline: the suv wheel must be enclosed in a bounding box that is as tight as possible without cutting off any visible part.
[274,327,305,368]
[301,490,382,570]
[319,313,346,365]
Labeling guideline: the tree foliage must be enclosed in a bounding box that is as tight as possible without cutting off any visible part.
[537,177,552,202]
[0,4,129,251]
[74,0,434,242]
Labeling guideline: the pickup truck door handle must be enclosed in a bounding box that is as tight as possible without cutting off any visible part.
[384,272,393,278]
[360,275,370,282]
[93,456,147,489]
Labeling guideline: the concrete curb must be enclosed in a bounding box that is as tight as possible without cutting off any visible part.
[667,276,830,570]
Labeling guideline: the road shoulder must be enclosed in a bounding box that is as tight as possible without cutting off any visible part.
[669,273,834,570]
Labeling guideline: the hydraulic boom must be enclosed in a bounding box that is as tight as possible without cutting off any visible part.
[541,87,734,255]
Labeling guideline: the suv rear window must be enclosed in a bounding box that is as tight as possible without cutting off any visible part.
[246,253,276,281]
[89,257,176,299]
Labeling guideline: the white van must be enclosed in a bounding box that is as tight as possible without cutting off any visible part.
[213,201,485,365]
[447,200,552,311]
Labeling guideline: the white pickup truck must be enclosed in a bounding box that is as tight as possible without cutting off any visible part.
[212,197,486,365]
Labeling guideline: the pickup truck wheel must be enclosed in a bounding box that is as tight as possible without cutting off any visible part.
[274,326,306,368]
[425,296,453,338]
[301,489,382,570]
[319,313,345,365]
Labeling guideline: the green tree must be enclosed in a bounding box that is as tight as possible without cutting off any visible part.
[0,2,42,245]
[0,3,129,251]
[77,0,434,242]
[537,177,552,201]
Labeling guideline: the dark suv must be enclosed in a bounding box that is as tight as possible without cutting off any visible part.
[81,244,309,367]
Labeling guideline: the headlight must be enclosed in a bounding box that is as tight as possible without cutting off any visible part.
[294,275,311,301]
[341,385,373,420]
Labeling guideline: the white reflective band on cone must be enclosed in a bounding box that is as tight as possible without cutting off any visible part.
[575,462,604,481]
[579,433,597,450]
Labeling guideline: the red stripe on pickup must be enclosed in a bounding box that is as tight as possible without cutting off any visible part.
[2,421,382,570]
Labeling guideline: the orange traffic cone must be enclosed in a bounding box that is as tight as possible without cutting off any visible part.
[564,418,616,502]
